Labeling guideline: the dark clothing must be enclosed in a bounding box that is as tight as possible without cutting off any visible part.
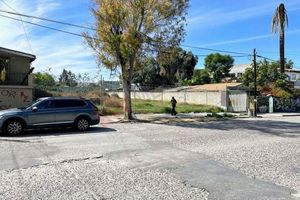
[170,98,177,116]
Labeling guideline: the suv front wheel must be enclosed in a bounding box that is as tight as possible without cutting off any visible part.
[75,118,90,131]
[3,120,24,136]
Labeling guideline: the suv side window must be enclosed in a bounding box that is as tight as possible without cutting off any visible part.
[69,100,87,107]
[54,100,86,108]
[36,100,53,110]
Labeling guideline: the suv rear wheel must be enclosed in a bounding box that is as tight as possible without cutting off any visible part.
[3,120,24,136]
[75,118,90,131]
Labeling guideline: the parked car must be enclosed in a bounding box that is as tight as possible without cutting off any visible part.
[0,97,100,136]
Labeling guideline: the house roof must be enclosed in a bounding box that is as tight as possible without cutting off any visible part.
[285,68,300,73]
[230,64,252,74]
[187,83,246,92]
[0,47,36,62]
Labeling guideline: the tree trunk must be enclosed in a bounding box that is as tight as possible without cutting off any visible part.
[122,73,133,121]
[280,30,285,74]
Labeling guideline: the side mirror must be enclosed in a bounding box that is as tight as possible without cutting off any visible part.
[32,106,38,112]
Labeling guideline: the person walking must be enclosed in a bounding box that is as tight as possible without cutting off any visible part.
[170,97,177,116]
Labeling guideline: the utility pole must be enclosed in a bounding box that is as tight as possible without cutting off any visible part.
[253,49,257,117]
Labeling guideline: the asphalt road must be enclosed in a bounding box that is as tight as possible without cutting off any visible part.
[0,116,299,200]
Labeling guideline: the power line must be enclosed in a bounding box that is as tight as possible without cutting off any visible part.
[180,44,250,56]
[0,0,34,54]
[257,50,300,56]
[0,9,96,31]
[0,14,96,40]
[256,55,277,62]
[0,9,252,57]
[1,9,253,57]
[145,46,249,58]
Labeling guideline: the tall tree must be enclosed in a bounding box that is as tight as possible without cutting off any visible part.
[34,72,55,89]
[59,69,77,87]
[85,0,189,120]
[204,53,234,83]
[272,3,288,73]
[191,69,211,85]
[158,47,198,85]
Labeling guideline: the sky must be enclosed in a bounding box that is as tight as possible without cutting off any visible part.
[0,0,300,81]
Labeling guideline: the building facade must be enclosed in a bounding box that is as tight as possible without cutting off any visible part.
[0,47,36,110]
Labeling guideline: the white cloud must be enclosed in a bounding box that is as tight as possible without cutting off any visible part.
[187,1,300,29]
[201,34,274,47]
[0,0,110,81]
[200,29,300,47]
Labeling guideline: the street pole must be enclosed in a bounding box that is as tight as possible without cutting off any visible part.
[253,49,257,117]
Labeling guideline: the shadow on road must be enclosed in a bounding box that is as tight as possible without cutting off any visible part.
[11,126,117,137]
[156,119,300,138]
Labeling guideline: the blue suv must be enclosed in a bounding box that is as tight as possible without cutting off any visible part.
[0,97,100,136]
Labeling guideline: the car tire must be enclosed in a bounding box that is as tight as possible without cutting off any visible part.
[75,118,90,131]
[3,120,24,136]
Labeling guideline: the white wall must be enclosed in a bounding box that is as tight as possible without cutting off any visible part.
[109,91,224,109]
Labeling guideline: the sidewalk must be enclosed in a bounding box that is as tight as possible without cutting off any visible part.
[258,112,300,118]
[100,112,300,124]
[100,112,243,124]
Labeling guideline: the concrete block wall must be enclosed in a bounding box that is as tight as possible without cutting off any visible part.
[109,90,224,108]
[0,86,33,110]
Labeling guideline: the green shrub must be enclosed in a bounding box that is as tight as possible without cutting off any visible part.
[33,87,53,100]
[164,107,172,113]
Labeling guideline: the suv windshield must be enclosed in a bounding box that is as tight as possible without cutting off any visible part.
[26,98,46,109]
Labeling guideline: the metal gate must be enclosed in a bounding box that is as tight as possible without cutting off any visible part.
[227,90,248,112]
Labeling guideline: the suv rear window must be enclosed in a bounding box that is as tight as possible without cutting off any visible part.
[54,100,87,108]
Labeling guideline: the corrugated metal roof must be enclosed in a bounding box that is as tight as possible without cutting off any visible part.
[230,64,252,73]
[187,83,244,91]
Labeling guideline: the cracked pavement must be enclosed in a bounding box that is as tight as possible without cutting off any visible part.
[0,116,299,200]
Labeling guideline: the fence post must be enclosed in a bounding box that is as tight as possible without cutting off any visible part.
[206,90,208,105]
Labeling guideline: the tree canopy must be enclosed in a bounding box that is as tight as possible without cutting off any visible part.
[132,57,162,90]
[59,69,78,87]
[158,47,198,85]
[132,47,198,89]
[204,53,234,83]
[34,72,55,89]
[191,69,211,85]
[242,59,289,91]
[85,0,189,119]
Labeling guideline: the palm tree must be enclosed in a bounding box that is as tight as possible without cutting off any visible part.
[272,3,288,74]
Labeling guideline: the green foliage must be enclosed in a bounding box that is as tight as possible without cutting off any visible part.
[158,47,198,85]
[204,53,234,83]
[34,72,55,88]
[191,69,211,85]
[133,48,198,89]
[132,57,162,90]
[58,69,78,87]
[33,87,53,100]
[180,69,211,86]
[242,59,289,91]
[273,59,294,69]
